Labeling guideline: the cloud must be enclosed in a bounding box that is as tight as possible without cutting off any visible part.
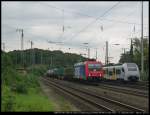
[2,1,149,63]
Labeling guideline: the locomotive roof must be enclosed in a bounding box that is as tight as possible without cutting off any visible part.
[103,65,123,69]
[74,61,101,67]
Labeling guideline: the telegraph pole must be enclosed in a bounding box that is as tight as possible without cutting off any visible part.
[62,9,64,33]
[105,41,108,79]
[30,41,33,49]
[16,28,24,67]
[83,43,89,59]
[41,50,43,65]
[31,41,35,66]
[88,48,90,59]
[29,40,34,66]
[141,1,144,74]
[31,41,33,65]
[95,48,97,60]
[21,30,24,51]
[105,41,108,65]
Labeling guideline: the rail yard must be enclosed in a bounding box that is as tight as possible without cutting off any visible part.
[2,1,149,112]
[40,76,148,113]
[42,60,149,113]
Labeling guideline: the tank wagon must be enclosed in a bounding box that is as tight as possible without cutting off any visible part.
[46,68,63,79]
[103,63,140,82]
[46,67,74,80]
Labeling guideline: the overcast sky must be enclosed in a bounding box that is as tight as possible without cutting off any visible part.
[2,1,149,64]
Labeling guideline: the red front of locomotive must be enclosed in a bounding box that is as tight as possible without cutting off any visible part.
[85,61,104,80]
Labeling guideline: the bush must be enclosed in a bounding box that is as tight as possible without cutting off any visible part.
[25,73,40,88]
[10,73,40,94]
[140,71,149,81]
[2,52,53,111]
[1,85,15,112]
[1,53,13,71]
[27,65,48,76]
[15,82,28,94]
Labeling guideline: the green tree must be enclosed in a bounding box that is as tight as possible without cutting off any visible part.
[119,37,149,80]
[130,39,133,62]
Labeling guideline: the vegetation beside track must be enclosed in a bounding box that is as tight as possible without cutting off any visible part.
[1,52,54,111]
[1,49,87,112]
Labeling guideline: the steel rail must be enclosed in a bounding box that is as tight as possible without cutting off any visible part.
[42,77,145,112]
[41,77,114,112]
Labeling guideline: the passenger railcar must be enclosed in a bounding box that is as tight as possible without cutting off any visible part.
[103,63,140,81]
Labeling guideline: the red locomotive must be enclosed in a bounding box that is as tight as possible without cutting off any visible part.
[74,60,104,81]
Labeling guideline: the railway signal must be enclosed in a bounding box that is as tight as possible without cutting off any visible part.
[141,1,144,74]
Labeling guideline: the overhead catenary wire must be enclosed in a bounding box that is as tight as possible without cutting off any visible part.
[63,2,121,42]
[99,2,142,33]
[41,2,147,26]
[40,2,148,44]
[2,24,73,49]
[3,23,147,54]
[3,21,148,50]
[3,2,148,42]
[3,2,148,53]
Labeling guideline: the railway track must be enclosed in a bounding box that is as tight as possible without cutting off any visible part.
[41,77,145,113]
[100,81,149,90]
[66,79,148,98]
[98,83,148,98]
[41,77,113,112]
[68,80,148,98]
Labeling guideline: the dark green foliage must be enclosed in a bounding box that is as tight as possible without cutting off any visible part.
[119,38,149,81]
[1,52,40,94]
[8,48,87,68]
[119,38,149,69]
[119,52,132,63]
[130,39,134,62]
[27,65,48,76]
[2,85,15,112]
[1,52,13,70]
[1,52,55,111]
[15,82,28,94]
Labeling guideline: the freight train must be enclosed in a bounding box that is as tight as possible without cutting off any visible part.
[46,60,104,81]
[46,61,140,82]
[46,67,74,80]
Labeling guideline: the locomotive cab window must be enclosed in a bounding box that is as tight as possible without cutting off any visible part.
[128,68,137,71]
[88,64,101,71]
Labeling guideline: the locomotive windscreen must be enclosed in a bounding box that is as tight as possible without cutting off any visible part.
[127,63,137,67]
[88,64,101,71]
[127,63,138,71]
